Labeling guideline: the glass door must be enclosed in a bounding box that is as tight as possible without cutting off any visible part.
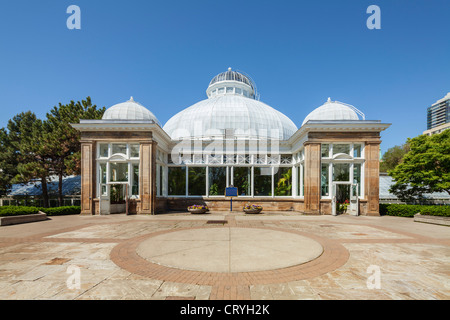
[348,184,359,216]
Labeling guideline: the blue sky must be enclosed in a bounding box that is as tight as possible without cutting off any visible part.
[0,0,449,154]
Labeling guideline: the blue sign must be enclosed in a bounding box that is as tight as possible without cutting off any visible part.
[225,187,238,197]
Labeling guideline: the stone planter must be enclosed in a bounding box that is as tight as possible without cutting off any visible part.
[414,213,450,226]
[188,208,209,214]
[244,208,263,214]
[0,212,48,226]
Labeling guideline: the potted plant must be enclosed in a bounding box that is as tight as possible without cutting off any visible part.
[337,199,349,214]
[188,204,209,214]
[243,204,263,214]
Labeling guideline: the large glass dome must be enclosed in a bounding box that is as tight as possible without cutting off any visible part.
[163,68,298,140]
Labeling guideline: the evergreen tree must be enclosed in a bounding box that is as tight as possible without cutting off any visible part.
[8,112,52,207]
[44,97,105,206]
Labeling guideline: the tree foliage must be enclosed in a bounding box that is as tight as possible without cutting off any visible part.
[380,143,410,172]
[389,130,450,202]
[0,97,105,207]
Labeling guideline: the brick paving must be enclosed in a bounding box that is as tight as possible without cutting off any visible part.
[0,212,449,300]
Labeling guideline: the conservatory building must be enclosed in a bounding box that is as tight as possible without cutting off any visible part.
[72,68,390,216]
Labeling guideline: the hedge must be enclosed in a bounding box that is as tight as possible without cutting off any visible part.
[0,206,40,217]
[0,206,81,217]
[380,204,450,217]
[38,206,81,216]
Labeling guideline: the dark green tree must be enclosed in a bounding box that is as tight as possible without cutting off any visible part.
[8,112,52,207]
[380,144,410,172]
[44,97,105,206]
[389,130,450,202]
[0,128,18,195]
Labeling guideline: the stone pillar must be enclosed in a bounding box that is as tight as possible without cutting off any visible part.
[139,141,157,214]
[80,142,96,215]
[364,142,381,216]
[304,143,321,214]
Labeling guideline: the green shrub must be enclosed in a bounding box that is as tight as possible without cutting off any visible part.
[38,206,81,216]
[0,205,81,217]
[0,206,40,217]
[380,204,450,217]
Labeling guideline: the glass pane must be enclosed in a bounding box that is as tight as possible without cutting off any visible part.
[188,167,206,196]
[298,165,304,197]
[226,87,233,93]
[209,167,226,196]
[99,144,109,158]
[100,163,107,184]
[159,165,163,196]
[112,143,127,156]
[168,167,186,196]
[333,144,350,156]
[321,144,329,158]
[132,164,139,195]
[254,167,272,196]
[130,144,140,158]
[274,167,292,196]
[101,185,107,196]
[353,163,361,195]
[333,163,350,182]
[353,144,362,158]
[233,167,251,196]
[110,163,128,182]
[321,164,329,196]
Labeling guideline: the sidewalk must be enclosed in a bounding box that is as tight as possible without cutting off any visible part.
[0,212,449,300]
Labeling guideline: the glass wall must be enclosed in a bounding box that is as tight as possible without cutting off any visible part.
[254,167,272,196]
[233,167,251,196]
[208,167,226,196]
[274,167,292,196]
[320,143,365,199]
[168,166,186,196]
[188,167,206,196]
[321,164,329,197]
[132,164,139,195]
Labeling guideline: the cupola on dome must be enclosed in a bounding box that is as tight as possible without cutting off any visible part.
[102,97,160,124]
[302,98,365,126]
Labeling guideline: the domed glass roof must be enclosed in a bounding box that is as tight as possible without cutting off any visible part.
[209,67,256,91]
[302,98,364,126]
[163,95,297,140]
[102,97,160,124]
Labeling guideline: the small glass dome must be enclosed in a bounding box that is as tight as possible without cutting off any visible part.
[302,98,365,126]
[209,67,256,91]
[102,97,160,124]
[206,68,257,99]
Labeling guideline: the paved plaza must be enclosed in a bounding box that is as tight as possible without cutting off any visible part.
[0,212,449,300]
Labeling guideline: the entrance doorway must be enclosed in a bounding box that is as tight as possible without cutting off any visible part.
[331,183,359,216]
[99,183,129,215]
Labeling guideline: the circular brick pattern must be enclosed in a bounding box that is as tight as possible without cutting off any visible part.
[110,225,350,286]
[135,227,324,273]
